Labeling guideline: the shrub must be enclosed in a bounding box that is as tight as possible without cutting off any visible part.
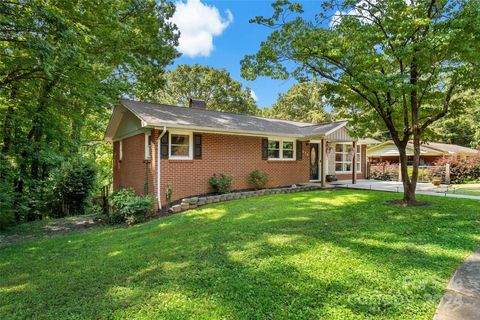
[248,170,270,189]
[369,162,399,181]
[50,158,96,217]
[434,156,480,184]
[108,188,154,225]
[209,173,233,194]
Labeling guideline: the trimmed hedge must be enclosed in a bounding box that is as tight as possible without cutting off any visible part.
[434,156,480,184]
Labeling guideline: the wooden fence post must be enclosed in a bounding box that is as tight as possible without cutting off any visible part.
[445,163,451,185]
[398,163,402,182]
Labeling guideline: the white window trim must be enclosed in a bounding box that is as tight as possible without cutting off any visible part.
[267,137,296,161]
[119,140,123,161]
[169,129,193,160]
[144,133,151,160]
[334,143,362,173]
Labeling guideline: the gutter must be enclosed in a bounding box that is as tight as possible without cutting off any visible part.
[157,126,167,210]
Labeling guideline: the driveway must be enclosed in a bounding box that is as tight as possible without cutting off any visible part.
[330,179,480,200]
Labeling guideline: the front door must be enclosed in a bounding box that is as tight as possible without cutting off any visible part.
[310,143,319,180]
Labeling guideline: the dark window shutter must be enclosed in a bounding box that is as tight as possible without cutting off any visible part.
[160,131,169,159]
[262,138,268,160]
[194,133,202,159]
[296,140,303,160]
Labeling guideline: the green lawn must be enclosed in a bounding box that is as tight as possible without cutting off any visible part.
[446,183,480,197]
[1,190,479,319]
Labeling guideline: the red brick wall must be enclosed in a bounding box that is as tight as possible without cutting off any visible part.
[158,132,310,205]
[113,134,153,196]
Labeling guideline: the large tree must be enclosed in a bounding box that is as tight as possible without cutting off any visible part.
[0,0,178,221]
[145,64,258,114]
[241,0,480,204]
[266,80,333,123]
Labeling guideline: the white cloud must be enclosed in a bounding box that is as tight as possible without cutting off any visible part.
[250,90,258,102]
[172,0,233,57]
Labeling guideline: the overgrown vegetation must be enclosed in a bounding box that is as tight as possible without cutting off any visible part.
[369,162,399,181]
[107,188,154,225]
[49,158,96,217]
[433,156,480,184]
[248,170,270,189]
[1,190,479,319]
[0,1,178,225]
[209,173,233,194]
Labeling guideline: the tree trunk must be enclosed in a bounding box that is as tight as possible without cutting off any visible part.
[397,145,416,203]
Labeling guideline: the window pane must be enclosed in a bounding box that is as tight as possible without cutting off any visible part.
[171,134,189,145]
[335,144,343,152]
[357,163,361,171]
[346,145,353,153]
[345,163,352,171]
[171,145,189,156]
[283,150,293,159]
[335,163,343,171]
[335,153,343,162]
[268,140,279,149]
[268,149,280,158]
[283,141,293,150]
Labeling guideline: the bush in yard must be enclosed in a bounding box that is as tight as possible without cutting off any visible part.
[50,158,96,217]
[108,188,154,225]
[209,173,233,194]
[434,156,480,184]
[369,162,399,181]
[248,170,270,189]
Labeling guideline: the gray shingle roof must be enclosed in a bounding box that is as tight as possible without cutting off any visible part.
[119,99,346,138]
[422,142,479,155]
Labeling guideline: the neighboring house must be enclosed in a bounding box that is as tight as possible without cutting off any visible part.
[368,141,480,165]
[105,99,369,209]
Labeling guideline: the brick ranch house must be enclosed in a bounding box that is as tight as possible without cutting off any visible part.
[105,99,369,209]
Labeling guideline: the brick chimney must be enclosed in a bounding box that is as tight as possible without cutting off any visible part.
[189,98,206,109]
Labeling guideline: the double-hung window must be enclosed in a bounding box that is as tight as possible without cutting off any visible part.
[268,139,295,160]
[335,144,361,172]
[169,131,192,160]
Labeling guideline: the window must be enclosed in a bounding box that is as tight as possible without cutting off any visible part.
[144,133,151,160]
[335,144,361,172]
[169,131,192,159]
[283,141,294,159]
[268,139,295,160]
[119,140,123,161]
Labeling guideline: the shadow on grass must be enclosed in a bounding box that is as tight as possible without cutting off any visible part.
[0,190,479,319]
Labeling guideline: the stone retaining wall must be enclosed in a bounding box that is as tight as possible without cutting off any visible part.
[169,185,322,214]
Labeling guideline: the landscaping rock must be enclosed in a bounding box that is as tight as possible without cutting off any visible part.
[205,197,213,204]
[180,203,189,210]
[187,197,198,204]
[198,198,206,206]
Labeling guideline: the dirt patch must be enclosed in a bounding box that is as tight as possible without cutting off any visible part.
[0,215,100,247]
[386,199,431,207]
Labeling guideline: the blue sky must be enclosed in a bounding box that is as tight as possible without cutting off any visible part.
[171,0,324,108]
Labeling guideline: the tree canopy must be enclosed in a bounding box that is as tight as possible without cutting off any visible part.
[0,0,178,223]
[241,0,480,203]
[265,80,333,123]
[145,64,258,114]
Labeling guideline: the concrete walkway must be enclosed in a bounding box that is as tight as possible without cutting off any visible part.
[433,250,480,320]
[330,180,480,200]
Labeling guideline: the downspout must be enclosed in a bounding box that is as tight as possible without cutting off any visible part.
[157,126,167,210]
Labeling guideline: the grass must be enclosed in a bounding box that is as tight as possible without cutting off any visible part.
[446,183,480,197]
[0,190,479,319]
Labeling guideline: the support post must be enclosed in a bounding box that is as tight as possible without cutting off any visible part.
[445,163,451,185]
[352,141,357,184]
[321,139,327,187]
